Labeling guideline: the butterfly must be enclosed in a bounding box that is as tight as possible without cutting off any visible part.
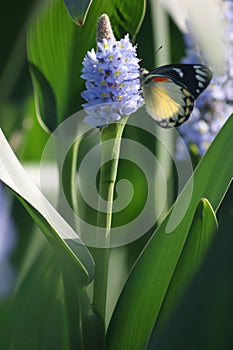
[140,64,212,128]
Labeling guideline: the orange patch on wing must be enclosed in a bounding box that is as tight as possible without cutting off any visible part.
[152,77,169,83]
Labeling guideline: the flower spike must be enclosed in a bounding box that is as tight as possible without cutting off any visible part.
[81,15,143,127]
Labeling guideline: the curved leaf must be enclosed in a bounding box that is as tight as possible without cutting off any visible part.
[148,184,233,349]
[106,114,233,349]
[0,128,94,285]
[150,198,218,336]
[28,63,58,132]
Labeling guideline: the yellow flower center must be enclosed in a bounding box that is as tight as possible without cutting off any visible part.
[101,92,108,98]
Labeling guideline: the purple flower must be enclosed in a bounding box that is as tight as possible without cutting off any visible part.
[0,183,16,298]
[81,34,143,127]
[176,0,233,159]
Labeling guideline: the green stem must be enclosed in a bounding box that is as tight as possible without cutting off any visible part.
[93,116,128,324]
[70,138,80,216]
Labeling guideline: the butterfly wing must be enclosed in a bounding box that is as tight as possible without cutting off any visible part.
[141,75,195,128]
[141,64,212,128]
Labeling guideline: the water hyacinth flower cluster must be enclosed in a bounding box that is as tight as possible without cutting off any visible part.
[176,0,233,159]
[81,15,143,127]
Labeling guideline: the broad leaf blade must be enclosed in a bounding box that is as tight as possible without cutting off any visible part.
[27,0,146,131]
[153,198,218,334]
[0,128,94,285]
[149,184,233,349]
[64,0,93,26]
[106,115,233,349]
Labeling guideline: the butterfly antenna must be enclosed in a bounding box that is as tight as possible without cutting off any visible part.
[155,45,163,55]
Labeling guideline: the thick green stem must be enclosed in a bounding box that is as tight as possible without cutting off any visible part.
[93,116,128,324]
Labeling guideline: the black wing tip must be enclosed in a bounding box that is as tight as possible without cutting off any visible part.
[193,64,213,78]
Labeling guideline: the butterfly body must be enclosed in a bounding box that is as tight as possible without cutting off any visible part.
[141,64,212,128]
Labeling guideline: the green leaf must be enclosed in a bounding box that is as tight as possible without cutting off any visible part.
[149,184,233,350]
[28,63,58,132]
[27,0,146,131]
[4,246,68,350]
[151,198,218,335]
[1,239,103,350]
[0,128,94,285]
[64,0,93,26]
[106,114,233,350]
